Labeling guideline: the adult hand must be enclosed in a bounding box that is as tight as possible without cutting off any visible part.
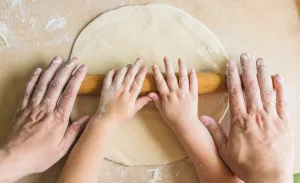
[148,57,199,132]
[0,57,89,183]
[93,58,152,123]
[200,53,294,183]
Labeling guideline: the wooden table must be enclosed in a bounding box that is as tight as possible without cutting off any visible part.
[1,0,300,182]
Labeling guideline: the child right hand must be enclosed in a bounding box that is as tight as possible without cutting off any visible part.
[148,57,199,132]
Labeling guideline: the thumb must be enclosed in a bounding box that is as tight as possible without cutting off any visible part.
[148,92,162,111]
[61,116,90,153]
[135,96,152,112]
[199,115,227,153]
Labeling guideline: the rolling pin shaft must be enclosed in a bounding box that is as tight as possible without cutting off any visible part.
[78,73,226,95]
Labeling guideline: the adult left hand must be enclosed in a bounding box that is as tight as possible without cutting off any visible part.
[0,57,89,183]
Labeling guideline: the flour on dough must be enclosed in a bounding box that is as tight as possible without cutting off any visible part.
[70,4,229,166]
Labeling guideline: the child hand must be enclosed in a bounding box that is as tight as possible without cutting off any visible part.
[148,57,199,131]
[93,58,152,123]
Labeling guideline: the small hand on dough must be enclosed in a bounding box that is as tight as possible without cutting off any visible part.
[94,58,152,122]
[201,53,294,183]
[148,57,199,131]
[0,57,89,183]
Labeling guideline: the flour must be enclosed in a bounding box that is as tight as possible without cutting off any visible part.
[6,0,22,7]
[145,167,163,183]
[0,21,9,48]
[45,13,67,31]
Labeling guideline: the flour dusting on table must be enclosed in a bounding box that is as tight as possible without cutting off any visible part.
[45,13,67,31]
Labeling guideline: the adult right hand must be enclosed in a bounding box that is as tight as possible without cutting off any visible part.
[0,57,89,183]
[200,53,294,183]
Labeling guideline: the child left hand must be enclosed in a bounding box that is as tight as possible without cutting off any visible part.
[93,58,152,123]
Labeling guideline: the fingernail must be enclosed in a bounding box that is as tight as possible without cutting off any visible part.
[190,68,195,73]
[257,58,266,66]
[276,74,284,83]
[65,58,78,67]
[241,53,250,61]
[200,116,210,126]
[52,56,62,63]
[34,68,42,74]
[164,56,169,61]
[227,59,235,67]
[78,64,87,71]
[257,58,266,72]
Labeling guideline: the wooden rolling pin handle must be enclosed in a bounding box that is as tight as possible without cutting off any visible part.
[78,73,226,95]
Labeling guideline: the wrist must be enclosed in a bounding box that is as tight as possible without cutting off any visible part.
[0,149,27,183]
[168,116,200,134]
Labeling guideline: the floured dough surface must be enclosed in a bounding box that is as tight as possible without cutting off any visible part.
[70,4,229,166]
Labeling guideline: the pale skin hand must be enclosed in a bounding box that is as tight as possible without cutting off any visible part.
[58,58,152,183]
[201,53,294,183]
[0,57,89,183]
[148,57,242,183]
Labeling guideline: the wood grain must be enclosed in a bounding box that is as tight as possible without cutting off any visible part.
[78,73,227,95]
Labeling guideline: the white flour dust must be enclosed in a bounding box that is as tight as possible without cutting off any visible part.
[6,0,22,7]
[0,21,9,48]
[146,167,163,183]
[45,13,67,31]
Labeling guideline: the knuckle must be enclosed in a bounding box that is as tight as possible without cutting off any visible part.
[245,80,258,92]
[69,123,80,133]
[230,85,242,97]
[49,79,60,89]
[180,76,188,83]
[55,108,65,121]
[231,114,245,127]
[167,74,176,81]
[261,89,273,98]
[35,83,45,92]
[62,88,74,99]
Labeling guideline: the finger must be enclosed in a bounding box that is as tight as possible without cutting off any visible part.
[240,53,263,111]
[124,58,142,90]
[130,65,147,97]
[103,69,118,90]
[200,115,227,153]
[135,96,152,112]
[56,65,88,120]
[19,68,43,111]
[42,57,79,111]
[61,116,90,154]
[148,92,162,112]
[178,58,189,90]
[30,57,63,106]
[227,59,247,118]
[274,74,289,121]
[113,65,130,87]
[256,58,276,113]
[164,57,178,91]
[189,69,198,95]
[152,65,169,94]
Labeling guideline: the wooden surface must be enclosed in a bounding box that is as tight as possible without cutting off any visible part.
[1,0,300,182]
[79,73,226,95]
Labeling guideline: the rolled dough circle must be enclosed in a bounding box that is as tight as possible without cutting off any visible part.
[70,4,229,166]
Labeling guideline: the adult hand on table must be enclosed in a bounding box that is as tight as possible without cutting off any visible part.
[0,57,89,183]
[200,53,294,183]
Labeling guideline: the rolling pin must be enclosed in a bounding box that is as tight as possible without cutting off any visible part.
[78,73,227,95]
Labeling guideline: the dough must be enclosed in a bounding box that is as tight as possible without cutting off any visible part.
[70,4,229,166]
